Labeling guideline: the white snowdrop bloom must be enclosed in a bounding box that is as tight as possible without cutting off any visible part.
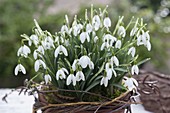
[130,27,138,37]
[92,15,101,31]
[137,35,144,46]
[66,74,76,86]
[34,60,45,70]
[29,34,39,46]
[131,65,139,75]
[103,17,111,28]
[79,55,93,69]
[76,71,85,81]
[128,47,136,57]
[123,76,138,91]
[111,56,119,66]
[80,32,90,43]
[115,40,122,49]
[44,74,52,84]
[54,45,68,58]
[34,59,46,72]
[56,68,68,80]
[100,41,110,50]
[100,76,109,87]
[94,36,98,43]
[61,25,69,35]
[17,45,31,58]
[103,34,117,42]
[33,45,45,59]
[72,59,79,71]
[105,62,117,79]
[14,64,26,75]
[117,26,126,37]
[42,36,55,50]
[86,23,93,33]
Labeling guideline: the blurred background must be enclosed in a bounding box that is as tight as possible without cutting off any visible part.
[0,0,170,113]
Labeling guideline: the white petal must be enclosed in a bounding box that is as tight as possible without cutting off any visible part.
[104,77,108,87]
[89,61,94,69]
[106,69,112,80]
[146,41,151,51]
[19,64,26,74]
[103,17,111,28]
[44,74,51,84]
[105,62,110,71]
[14,65,20,75]
[100,43,106,51]
[117,26,126,37]
[33,50,38,60]
[60,45,68,56]
[54,46,60,57]
[112,56,119,66]
[86,23,93,33]
[17,47,22,56]
[115,40,122,49]
[131,78,138,87]
[66,74,72,85]
[79,56,90,68]
[80,32,86,43]
[134,65,139,75]
[40,60,46,69]
[61,68,69,75]
[34,60,40,72]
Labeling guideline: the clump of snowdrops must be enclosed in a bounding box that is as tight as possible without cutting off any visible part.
[14,5,151,101]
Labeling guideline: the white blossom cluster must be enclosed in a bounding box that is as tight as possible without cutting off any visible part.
[14,5,151,92]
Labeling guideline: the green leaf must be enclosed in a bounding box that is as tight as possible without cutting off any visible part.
[137,58,151,66]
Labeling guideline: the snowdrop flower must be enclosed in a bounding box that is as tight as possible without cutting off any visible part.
[14,64,26,75]
[137,34,144,46]
[17,45,31,58]
[80,32,90,43]
[76,71,85,81]
[86,23,93,33]
[61,24,69,35]
[111,56,119,66]
[131,65,139,75]
[94,36,98,43]
[56,68,69,80]
[130,27,138,37]
[34,59,46,72]
[33,46,44,59]
[44,74,52,84]
[92,15,101,31]
[117,26,126,37]
[103,17,111,28]
[41,36,55,50]
[79,55,94,69]
[29,34,39,46]
[100,41,110,50]
[123,76,138,91]
[103,34,117,42]
[105,62,117,79]
[115,40,122,49]
[128,47,136,57]
[66,74,76,86]
[54,45,68,58]
[72,24,83,36]
[100,76,109,87]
